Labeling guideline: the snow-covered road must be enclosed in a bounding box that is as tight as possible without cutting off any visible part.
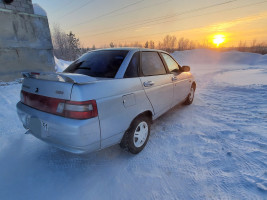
[0,50,266,199]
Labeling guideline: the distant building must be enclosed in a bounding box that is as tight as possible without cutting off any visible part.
[0,0,54,81]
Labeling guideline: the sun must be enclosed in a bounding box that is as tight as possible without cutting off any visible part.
[213,34,226,47]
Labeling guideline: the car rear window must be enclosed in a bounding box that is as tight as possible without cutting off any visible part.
[64,50,129,78]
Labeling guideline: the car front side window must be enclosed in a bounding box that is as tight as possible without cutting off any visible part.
[161,53,180,73]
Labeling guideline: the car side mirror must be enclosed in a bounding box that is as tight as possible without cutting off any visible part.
[182,66,190,72]
[171,68,180,73]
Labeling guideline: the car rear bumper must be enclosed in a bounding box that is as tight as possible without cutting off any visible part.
[16,102,101,154]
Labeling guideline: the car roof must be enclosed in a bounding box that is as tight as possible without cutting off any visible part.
[92,47,169,54]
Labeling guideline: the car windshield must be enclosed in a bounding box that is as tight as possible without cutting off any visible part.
[64,50,129,78]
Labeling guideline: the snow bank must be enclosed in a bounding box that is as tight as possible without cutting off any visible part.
[54,57,72,72]
[172,49,267,66]
[215,69,267,86]
[172,49,267,86]
[33,4,47,16]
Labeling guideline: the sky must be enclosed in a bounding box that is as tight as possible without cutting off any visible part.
[32,0,267,48]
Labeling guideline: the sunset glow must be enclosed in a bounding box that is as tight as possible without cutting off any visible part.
[33,0,267,47]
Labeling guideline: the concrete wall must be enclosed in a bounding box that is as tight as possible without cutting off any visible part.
[0,2,54,81]
[0,0,34,14]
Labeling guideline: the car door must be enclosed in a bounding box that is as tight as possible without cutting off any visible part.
[161,53,191,107]
[139,51,173,117]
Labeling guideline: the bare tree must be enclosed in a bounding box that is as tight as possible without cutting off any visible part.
[148,40,155,49]
[119,41,143,48]
[198,39,212,49]
[238,41,247,52]
[250,39,257,53]
[236,40,267,54]
[161,35,177,51]
[144,41,149,48]
[110,42,115,48]
[189,40,196,50]
[52,24,69,60]
[178,37,190,51]
[157,41,163,50]
[131,41,143,47]
[52,24,82,61]
[66,31,81,61]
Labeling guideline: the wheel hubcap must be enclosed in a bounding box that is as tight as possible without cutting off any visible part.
[189,88,195,101]
[133,121,148,148]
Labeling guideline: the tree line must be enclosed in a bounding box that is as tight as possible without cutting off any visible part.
[52,25,267,60]
[104,36,198,52]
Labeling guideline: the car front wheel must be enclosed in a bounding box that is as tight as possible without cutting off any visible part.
[184,84,196,105]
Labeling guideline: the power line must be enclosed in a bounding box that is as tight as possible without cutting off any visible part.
[72,0,145,28]
[151,0,267,30]
[51,0,84,13]
[110,0,267,43]
[77,0,173,35]
[62,0,171,28]
[49,0,76,13]
[98,0,173,20]
[76,0,172,35]
[80,0,242,37]
[57,0,95,20]
[118,0,267,36]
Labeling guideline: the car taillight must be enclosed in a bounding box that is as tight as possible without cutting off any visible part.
[20,91,25,103]
[57,100,98,120]
[30,72,40,75]
[20,91,98,120]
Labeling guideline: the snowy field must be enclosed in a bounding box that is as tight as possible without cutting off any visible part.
[0,50,266,199]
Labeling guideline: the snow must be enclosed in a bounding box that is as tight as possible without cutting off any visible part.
[0,50,267,199]
[33,4,47,17]
[54,57,72,72]
[172,49,267,65]
[215,69,267,86]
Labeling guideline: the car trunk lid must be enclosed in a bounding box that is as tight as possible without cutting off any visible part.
[20,72,99,119]
[21,72,100,100]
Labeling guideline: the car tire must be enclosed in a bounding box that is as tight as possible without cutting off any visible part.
[184,84,196,105]
[120,116,151,154]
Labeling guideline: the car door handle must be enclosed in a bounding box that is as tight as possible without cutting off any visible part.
[143,81,155,87]
[172,76,177,81]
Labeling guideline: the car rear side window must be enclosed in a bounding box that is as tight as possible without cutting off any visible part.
[141,52,166,76]
[64,50,129,78]
[161,53,179,73]
[124,52,140,78]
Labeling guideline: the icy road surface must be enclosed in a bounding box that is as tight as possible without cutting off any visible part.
[0,50,266,200]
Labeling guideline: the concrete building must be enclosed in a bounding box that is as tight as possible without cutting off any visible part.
[0,0,54,81]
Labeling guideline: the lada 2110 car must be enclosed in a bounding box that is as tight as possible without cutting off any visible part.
[17,48,196,154]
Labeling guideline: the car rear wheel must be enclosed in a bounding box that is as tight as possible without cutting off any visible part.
[184,84,196,105]
[120,116,151,154]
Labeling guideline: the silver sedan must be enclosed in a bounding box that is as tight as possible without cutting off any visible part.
[17,48,196,154]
